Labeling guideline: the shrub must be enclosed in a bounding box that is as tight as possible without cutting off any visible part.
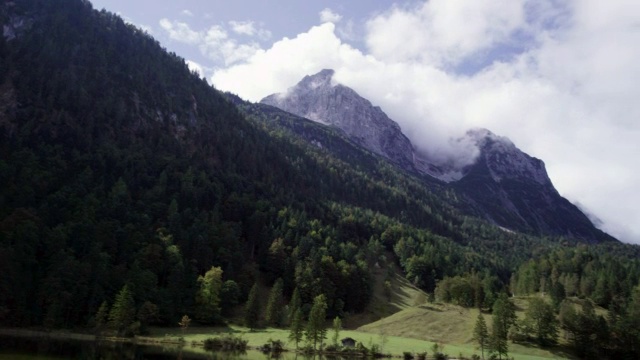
[403,351,414,360]
[417,352,427,360]
[203,335,248,351]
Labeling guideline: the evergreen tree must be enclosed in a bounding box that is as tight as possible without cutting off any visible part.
[288,287,302,323]
[490,293,515,360]
[332,316,342,346]
[245,282,261,330]
[265,278,285,326]
[94,301,109,331]
[288,308,304,349]
[473,312,489,360]
[306,294,328,350]
[108,285,136,335]
[520,297,558,346]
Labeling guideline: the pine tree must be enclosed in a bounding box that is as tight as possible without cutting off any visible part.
[490,293,515,359]
[265,278,285,326]
[473,312,489,360]
[306,294,328,350]
[520,297,558,346]
[332,316,342,346]
[288,287,301,324]
[108,285,136,335]
[94,301,109,331]
[245,282,261,330]
[288,308,304,349]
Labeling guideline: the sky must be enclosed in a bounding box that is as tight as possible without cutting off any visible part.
[89,0,640,244]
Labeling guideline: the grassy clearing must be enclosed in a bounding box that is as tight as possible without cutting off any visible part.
[147,323,567,360]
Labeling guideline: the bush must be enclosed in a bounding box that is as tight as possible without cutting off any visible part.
[203,335,248,351]
[417,352,427,360]
[403,351,414,360]
[433,352,448,360]
[470,355,481,360]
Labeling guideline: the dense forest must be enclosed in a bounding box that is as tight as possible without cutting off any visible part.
[1,1,639,358]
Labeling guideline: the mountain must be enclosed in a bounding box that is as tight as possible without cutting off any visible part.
[261,71,614,243]
[261,69,416,171]
[452,128,614,242]
[0,0,633,337]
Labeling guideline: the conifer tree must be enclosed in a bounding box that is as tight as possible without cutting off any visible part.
[94,301,109,331]
[490,293,515,360]
[288,308,304,349]
[332,316,342,346]
[265,278,285,326]
[108,285,136,335]
[245,282,261,330]
[306,294,328,350]
[288,287,301,323]
[473,312,489,360]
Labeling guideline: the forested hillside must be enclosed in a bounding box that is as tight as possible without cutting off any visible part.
[0,3,639,357]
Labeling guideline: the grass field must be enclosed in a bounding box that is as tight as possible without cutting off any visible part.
[147,323,570,360]
[145,262,580,360]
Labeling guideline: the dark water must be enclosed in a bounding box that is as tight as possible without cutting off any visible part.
[0,334,263,360]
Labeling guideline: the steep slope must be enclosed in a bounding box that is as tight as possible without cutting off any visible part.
[262,72,614,243]
[453,129,615,242]
[261,69,417,171]
[0,0,542,329]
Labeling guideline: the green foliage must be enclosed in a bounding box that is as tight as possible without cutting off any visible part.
[306,294,328,350]
[244,283,261,330]
[473,312,489,360]
[288,308,304,349]
[332,316,342,346]
[265,278,285,326]
[195,266,223,324]
[94,301,109,330]
[108,285,136,335]
[1,7,640,356]
[489,293,515,360]
[518,297,557,346]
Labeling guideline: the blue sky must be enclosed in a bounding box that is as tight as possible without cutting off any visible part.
[89,1,640,244]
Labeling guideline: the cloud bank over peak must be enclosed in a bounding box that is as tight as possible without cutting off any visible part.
[210,0,640,244]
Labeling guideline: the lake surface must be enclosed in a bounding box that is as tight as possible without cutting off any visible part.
[0,334,295,360]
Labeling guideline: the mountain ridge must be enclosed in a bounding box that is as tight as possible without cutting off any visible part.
[260,69,614,243]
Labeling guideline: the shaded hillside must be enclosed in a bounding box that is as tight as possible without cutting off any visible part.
[0,0,636,341]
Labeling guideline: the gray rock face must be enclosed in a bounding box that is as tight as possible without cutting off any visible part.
[261,69,416,170]
[462,128,552,186]
[454,128,612,242]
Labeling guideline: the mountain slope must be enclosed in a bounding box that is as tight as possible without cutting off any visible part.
[261,69,416,171]
[0,0,628,337]
[453,129,615,242]
[261,71,614,243]
[0,0,528,328]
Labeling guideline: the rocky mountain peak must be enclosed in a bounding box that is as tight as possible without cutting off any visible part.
[462,128,552,187]
[261,69,416,170]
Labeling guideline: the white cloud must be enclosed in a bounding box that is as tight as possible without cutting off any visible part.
[181,9,194,17]
[186,60,205,78]
[158,19,264,66]
[210,0,640,243]
[229,20,272,40]
[159,18,201,44]
[320,8,343,24]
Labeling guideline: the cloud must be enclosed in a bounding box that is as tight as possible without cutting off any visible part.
[159,18,200,44]
[158,19,265,66]
[181,9,194,17]
[229,20,272,40]
[210,0,640,243]
[320,8,343,24]
[185,60,205,78]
